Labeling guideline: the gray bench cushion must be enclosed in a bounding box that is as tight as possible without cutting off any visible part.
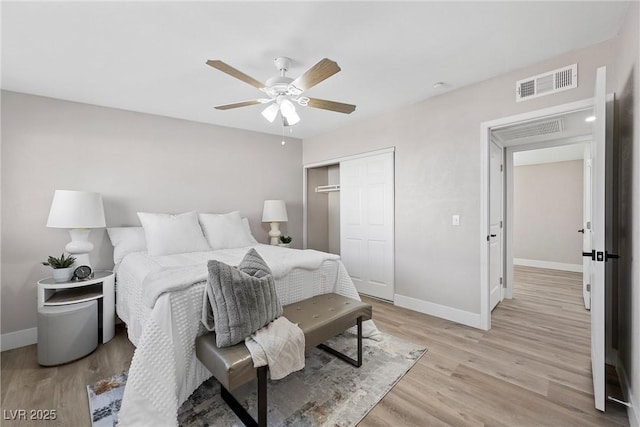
[195,293,372,391]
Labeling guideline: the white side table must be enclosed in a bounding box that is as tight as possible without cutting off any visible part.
[37,270,115,343]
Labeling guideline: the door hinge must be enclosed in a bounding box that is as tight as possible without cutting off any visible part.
[586,221,591,230]
[500,220,503,228]
[500,277,503,285]
[586,284,591,292]
[500,164,503,172]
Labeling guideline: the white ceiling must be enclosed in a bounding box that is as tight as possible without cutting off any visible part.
[514,143,586,166]
[1,1,629,139]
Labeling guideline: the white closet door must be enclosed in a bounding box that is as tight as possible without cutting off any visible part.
[340,152,394,301]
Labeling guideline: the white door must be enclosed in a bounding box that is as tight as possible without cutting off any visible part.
[589,66,607,412]
[489,141,504,310]
[582,142,593,309]
[340,152,394,301]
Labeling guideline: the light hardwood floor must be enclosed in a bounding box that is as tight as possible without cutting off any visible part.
[0,266,629,426]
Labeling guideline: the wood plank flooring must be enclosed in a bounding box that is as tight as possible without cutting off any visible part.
[0,266,629,426]
[361,266,629,426]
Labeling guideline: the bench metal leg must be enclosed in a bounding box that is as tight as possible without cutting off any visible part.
[220,365,268,427]
[317,316,363,368]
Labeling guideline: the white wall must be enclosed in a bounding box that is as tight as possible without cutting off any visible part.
[1,91,303,338]
[513,160,583,268]
[304,40,617,323]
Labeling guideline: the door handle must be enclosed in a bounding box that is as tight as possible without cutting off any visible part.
[490,234,497,237]
[578,228,585,234]
[605,251,620,261]
[582,250,595,260]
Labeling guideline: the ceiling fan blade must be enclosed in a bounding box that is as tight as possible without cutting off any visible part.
[307,98,356,114]
[206,60,265,89]
[214,100,264,110]
[289,58,341,93]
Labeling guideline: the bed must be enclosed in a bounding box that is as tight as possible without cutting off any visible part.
[111,217,380,426]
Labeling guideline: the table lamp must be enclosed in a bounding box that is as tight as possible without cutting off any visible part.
[262,200,288,245]
[46,190,106,269]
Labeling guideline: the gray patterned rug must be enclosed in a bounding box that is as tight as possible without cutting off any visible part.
[87,332,426,426]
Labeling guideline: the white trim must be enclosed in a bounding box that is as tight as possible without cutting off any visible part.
[480,97,594,331]
[1,327,37,352]
[617,362,639,427]
[303,167,308,248]
[395,294,483,330]
[513,258,583,273]
[303,147,396,169]
[480,123,491,330]
[505,146,515,299]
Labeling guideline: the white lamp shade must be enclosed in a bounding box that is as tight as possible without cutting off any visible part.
[262,200,288,222]
[261,103,279,123]
[46,190,106,228]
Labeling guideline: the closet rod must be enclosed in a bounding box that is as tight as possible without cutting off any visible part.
[315,184,340,193]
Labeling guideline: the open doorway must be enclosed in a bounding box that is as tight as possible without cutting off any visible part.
[481,66,615,412]
[480,97,596,329]
[487,108,595,314]
[506,138,592,307]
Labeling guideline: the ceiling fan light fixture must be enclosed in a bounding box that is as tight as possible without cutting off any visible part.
[278,97,295,116]
[208,57,356,127]
[278,98,300,126]
[284,109,300,126]
[261,103,279,123]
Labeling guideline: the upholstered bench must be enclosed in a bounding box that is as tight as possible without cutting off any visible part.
[195,293,373,427]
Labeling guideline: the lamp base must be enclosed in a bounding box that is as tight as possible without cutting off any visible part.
[65,229,94,269]
[268,222,282,246]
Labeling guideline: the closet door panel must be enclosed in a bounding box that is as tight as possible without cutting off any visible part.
[341,151,394,301]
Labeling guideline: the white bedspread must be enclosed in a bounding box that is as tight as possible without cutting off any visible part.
[115,244,380,426]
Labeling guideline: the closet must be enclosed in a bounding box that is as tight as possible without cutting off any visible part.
[304,149,395,301]
[306,164,341,254]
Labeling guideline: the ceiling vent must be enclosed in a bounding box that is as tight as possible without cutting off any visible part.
[493,117,566,142]
[516,64,577,102]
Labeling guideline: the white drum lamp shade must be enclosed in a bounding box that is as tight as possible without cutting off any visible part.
[262,200,288,245]
[46,190,106,269]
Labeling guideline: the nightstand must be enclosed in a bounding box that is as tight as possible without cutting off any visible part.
[37,270,115,343]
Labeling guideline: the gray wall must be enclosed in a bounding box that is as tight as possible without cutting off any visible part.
[303,39,617,316]
[513,160,583,266]
[612,1,639,423]
[306,167,329,252]
[1,91,303,335]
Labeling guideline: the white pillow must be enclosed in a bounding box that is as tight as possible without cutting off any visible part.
[242,217,259,245]
[107,227,147,264]
[198,211,255,250]
[138,211,210,256]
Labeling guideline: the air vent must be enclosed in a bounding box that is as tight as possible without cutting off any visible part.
[493,117,565,142]
[516,64,577,102]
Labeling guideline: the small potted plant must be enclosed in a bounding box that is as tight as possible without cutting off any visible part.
[279,235,292,248]
[42,253,76,283]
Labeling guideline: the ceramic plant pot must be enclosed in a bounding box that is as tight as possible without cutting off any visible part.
[52,267,74,283]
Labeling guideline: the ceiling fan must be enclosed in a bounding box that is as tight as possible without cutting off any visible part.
[206,57,356,126]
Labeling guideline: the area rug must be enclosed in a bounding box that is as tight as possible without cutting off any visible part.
[87,332,427,426]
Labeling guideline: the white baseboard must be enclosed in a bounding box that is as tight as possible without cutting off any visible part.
[394,294,482,329]
[1,327,37,352]
[514,258,583,273]
[617,362,639,427]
